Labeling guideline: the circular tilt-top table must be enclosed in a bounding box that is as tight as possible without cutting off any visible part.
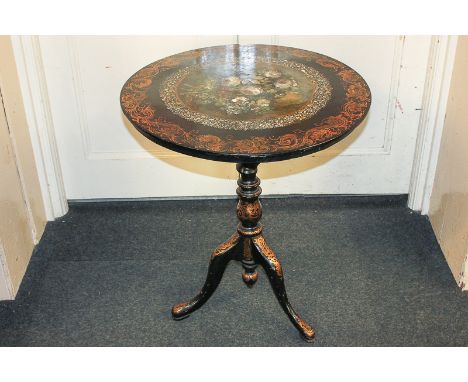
[121,44,371,342]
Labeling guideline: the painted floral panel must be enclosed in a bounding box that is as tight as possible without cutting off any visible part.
[161,59,332,130]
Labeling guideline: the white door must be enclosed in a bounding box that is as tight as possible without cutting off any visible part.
[31,35,430,199]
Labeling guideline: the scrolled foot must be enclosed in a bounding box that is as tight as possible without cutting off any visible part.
[171,301,195,320]
[297,318,316,342]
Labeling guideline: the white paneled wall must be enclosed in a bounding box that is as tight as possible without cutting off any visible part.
[35,36,431,199]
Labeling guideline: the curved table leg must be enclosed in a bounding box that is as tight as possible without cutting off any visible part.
[171,233,240,320]
[252,235,315,342]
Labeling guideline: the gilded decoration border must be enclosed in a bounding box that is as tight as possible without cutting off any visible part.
[120,45,371,156]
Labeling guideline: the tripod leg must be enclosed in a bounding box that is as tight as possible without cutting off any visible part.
[172,233,240,320]
[252,235,315,342]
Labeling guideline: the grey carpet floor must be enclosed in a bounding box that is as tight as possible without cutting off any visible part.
[1,195,467,346]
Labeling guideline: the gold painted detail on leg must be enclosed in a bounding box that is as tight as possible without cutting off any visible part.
[172,302,189,315]
[297,318,315,339]
[237,200,262,222]
[212,233,239,258]
[252,235,283,277]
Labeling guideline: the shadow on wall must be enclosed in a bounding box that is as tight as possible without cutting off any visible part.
[121,111,369,180]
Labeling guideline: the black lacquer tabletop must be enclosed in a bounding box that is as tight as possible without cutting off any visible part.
[121,44,371,163]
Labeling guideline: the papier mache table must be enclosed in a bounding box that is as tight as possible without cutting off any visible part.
[120,44,371,342]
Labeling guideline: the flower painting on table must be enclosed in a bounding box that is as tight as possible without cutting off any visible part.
[161,59,332,131]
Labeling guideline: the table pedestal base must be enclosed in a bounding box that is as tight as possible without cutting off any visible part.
[171,163,315,342]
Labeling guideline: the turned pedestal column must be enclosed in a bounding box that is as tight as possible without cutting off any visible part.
[171,163,315,342]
